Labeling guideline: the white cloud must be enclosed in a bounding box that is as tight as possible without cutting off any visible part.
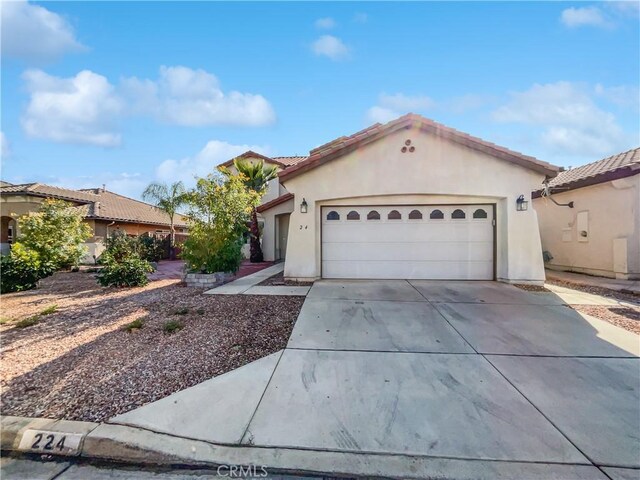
[366,106,401,124]
[560,6,611,28]
[353,13,368,23]
[1,0,86,62]
[121,66,276,126]
[594,84,640,110]
[607,1,640,17]
[21,69,124,147]
[366,93,435,123]
[156,140,269,185]
[493,81,631,156]
[311,35,350,61]
[315,17,336,29]
[1,132,9,158]
[20,66,277,146]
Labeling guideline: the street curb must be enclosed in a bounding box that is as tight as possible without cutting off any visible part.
[0,415,612,480]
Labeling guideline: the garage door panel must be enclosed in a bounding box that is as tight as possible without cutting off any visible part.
[323,223,493,243]
[322,260,494,280]
[321,205,494,280]
[322,241,494,262]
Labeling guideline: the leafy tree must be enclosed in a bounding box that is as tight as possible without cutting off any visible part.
[1,199,91,293]
[141,181,188,259]
[223,158,278,263]
[182,172,259,273]
[13,199,92,270]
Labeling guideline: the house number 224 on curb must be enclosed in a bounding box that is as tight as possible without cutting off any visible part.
[18,429,83,455]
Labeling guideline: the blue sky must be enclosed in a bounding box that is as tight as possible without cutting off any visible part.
[1,1,639,199]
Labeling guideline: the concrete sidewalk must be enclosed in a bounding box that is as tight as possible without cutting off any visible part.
[204,263,310,296]
[546,269,640,295]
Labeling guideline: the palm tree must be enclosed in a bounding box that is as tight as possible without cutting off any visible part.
[230,158,278,263]
[142,181,188,259]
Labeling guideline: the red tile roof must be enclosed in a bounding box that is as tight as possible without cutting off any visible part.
[272,156,308,167]
[545,147,639,188]
[279,113,560,182]
[0,183,188,227]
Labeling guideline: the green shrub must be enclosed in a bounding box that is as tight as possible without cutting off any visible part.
[123,317,145,332]
[163,320,183,334]
[97,257,153,287]
[173,307,189,315]
[40,304,58,316]
[137,234,166,262]
[13,199,91,270]
[0,253,54,294]
[15,315,40,328]
[181,173,257,274]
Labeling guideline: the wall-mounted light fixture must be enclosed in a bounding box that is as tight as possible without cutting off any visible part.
[300,198,308,214]
[516,194,529,211]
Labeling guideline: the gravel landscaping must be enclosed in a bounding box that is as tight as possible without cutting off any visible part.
[545,278,640,335]
[0,271,303,422]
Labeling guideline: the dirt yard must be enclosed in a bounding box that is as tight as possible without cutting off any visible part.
[0,272,303,422]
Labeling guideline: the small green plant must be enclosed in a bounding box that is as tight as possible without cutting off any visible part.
[163,320,183,334]
[173,307,189,315]
[40,304,58,316]
[15,316,40,328]
[196,308,205,315]
[123,317,145,332]
[0,317,13,325]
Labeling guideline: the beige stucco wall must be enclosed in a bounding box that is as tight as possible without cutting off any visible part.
[281,126,549,283]
[260,198,294,261]
[533,174,640,279]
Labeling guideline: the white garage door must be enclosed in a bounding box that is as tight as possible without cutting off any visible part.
[321,205,494,280]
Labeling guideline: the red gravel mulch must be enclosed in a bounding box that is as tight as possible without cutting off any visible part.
[1,272,303,422]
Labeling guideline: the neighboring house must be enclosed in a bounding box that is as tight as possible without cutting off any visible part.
[0,183,189,262]
[533,147,640,280]
[221,113,560,284]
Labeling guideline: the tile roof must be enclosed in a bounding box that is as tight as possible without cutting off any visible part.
[0,183,188,227]
[279,113,560,182]
[271,156,308,167]
[545,147,639,189]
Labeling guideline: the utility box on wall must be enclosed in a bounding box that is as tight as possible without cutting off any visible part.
[576,211,589,243]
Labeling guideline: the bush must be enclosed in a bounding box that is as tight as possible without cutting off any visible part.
[0,252,54,294]
[97,257,153,288]
[182,235,244,274]
[181,173,257,274]
[138,234,166,262]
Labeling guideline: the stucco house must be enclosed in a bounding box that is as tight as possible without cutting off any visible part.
[533,147,639,280]
[0,183,188,262]
[220,113,560,284]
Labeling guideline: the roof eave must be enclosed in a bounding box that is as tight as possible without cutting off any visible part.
[280,116,559,183]
[532,165,640,198]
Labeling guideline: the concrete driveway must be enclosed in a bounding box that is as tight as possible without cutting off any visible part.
[112,280,640,479]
